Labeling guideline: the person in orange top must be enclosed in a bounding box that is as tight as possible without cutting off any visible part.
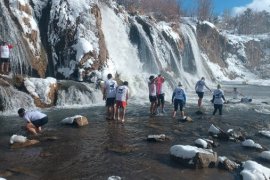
[155,74,165,113]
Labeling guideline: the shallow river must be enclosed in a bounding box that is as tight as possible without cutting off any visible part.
[0,85,270,180]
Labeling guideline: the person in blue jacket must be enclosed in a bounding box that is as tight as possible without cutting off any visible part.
[172,82,186,119]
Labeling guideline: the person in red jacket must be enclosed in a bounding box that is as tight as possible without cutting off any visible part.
[0,41,13,74]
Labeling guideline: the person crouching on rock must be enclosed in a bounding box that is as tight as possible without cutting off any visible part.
[18,108,48,135]
[211,84,226,115]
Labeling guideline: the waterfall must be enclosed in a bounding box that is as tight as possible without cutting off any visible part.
[100,5,150,100]
[100,5,214,102]
[56,80,103,107]
[0,85,35,115]
[0,2,32,75]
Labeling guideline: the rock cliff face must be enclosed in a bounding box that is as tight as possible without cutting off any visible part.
[197,21,270,79]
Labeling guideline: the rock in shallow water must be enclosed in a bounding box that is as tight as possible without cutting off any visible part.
[10,139,40,149]
[170,145,217,168]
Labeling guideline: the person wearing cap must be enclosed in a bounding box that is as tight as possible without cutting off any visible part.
[172,82,186,119]
[103,73,117,120]
[155,74,166,113]
[211,84,226,115]
[115,81,129,123]
[148,75,157,115]
[195,77,212,108]
[18,108,48,135]
[0,41,13,74]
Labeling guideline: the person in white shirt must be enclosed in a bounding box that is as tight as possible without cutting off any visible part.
[103,73,117,120]
[195,77,212,108]
[0,41,13,74]
[211,84,226,115]
[115,81,129,123]
[78,67,85,82]
[172,82,186,119]
[18,108,48,135]
[148,75,157,115]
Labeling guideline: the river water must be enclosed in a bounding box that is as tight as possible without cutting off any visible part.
[0,85,270,180]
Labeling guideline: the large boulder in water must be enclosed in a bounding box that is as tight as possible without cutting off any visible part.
[170,145,217,168]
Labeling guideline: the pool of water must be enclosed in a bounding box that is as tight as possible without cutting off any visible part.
[0,85,270,180]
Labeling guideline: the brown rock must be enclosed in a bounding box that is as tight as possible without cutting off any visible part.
[74,116,89,127]
[218,159,239,172]
[194,152,218,168]
[10,139,40,149]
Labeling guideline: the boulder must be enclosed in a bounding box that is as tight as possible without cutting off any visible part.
[242,139,265,151]
[194,138,208,148]
[74,116,89,127]
[10,139,40,149]
[217,156,240,172]
[240,160,270,180]
[180,116,193,122]
[61,115,89,127]
[147,134,166,142]
[170,145,217,168]
[260,151,270,162]
[208,124,230,140]
[259,130,270,138]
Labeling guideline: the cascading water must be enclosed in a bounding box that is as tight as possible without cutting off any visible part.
[56,80,103,107]
[0,85,35,114]
[101,5,213,101]
[0,2,32,75]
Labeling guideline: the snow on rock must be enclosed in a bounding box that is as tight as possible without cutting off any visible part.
[108,176,121,180]
[260,151,270,161]
[201,21,216,29]
[194,138,208,148]
[10,134,27,144]
[24,77,57,106]
[61,115,89,127]
[208,124,221,135]
[147,134,166,142]
[157,21,180,41]
[170,145,217,168]
[242,139,263,149]
[49,0,100,78]
[241,160,270,180]
[0,177,7,180]
[9,0,41,56]
[259,130,270,138]
[72,37,94,62]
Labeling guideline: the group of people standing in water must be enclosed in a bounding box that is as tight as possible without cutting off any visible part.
[18,73,248,135]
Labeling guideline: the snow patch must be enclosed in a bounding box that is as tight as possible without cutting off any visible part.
[24,77,57,104]
[241,160,270,180]
[194,138,208,148]
[242,139,263,149]
[10,134,27,144]
[170,145,213,159]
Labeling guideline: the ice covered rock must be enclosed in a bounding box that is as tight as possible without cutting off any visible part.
[170,145,217,168]
[194,138,208,148]
[24,77,57,107]
[208,124,230,140]
[147,134,166,142]
[108,176,121,180]
[259,130,270,138]
[10,135,27,144]
[10,135,39,149]
[260,151,270,161]
[240,160,270,180]
[61,115,89,127]
[217,156,240,172]
[242,139,263,150]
